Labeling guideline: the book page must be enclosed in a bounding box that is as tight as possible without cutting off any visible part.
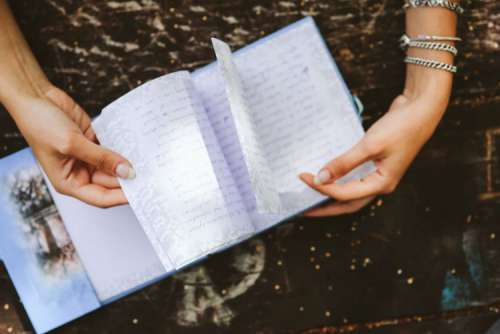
[193,63,258,218]
[211,38,281,214]
[193,17,374,230]
[93,71,254,269]
[45,179,166,303]
[187,74,255,249]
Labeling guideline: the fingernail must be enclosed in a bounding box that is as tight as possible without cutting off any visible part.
[116,163,136,180]
[313,169,331,185]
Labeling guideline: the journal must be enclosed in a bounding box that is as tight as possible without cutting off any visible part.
[0,17,372,333]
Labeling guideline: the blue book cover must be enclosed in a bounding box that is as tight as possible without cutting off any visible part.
[0,149,100,334]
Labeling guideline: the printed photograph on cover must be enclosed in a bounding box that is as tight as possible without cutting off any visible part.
[0,149,99,334]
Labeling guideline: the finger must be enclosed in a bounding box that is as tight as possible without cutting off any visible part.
[84,125,98,142]
[304,196,375,217]
[299,171,387,202]
[71,184,128,208]
[313,140,374,185]
[91,170,121,188]
[62,133,135,180]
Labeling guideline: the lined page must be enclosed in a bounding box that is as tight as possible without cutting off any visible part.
[193,65,258,216]
[193,17,374,230]
[211,38,281,214]
[93,72,254,269]
[187,74,255,245]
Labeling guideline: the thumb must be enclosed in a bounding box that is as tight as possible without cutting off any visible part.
[313,139,374,185]
[63,133,135,179]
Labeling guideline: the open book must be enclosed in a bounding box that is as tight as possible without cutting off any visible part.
[0,17,372,334]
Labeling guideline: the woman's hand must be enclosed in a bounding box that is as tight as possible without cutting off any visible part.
[0,0,133,208]
[299,88,449,217]
[8,85,135,208]
[298,0,458,217]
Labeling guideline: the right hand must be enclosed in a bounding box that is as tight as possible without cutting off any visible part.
[8,85,135,208]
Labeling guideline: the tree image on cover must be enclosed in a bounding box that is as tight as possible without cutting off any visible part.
[7,168,78,277]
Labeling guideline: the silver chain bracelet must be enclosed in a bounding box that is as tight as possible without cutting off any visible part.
[404,56,457,73]
[400,35,458,55]
[403,0,465,15]
[408,40,458,55]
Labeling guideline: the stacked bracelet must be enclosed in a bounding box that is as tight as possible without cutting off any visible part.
[400,34,458,56]
[401,1,462,73]
[407,40,458,56]
[403,0,464,15]
[408,35,462,43]
[404,56,457,73]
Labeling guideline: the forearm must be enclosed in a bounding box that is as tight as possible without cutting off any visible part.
[0,0,50,112]
[403,4,458,110]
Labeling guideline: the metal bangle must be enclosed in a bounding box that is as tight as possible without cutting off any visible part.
[404,56,457,73]
[401,34,462,43]
[403,0,464,15]
[415,35,462,42]
[400,34,461,49]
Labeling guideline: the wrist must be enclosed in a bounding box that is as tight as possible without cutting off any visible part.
[0,53,51,111]
[403,4,457,109]
[0,10,50,109]
[403,53,453,110]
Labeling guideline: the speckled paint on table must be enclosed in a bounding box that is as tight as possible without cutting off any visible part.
[0,1,499,334]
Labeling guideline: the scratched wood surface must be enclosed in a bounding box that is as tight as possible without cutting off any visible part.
[0,0,499,333]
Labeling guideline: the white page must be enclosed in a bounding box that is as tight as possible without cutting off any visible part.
[193,65,258,216]
[211,38,281,214]
[45,179,166,302]
[193,17,374,230]
[187,73,256,250]
[93,71,254,269]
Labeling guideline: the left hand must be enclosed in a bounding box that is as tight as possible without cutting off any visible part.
[299,91,448,217]
[7,84,134,208]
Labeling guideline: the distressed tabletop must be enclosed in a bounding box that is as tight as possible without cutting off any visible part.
[0,0,499,333]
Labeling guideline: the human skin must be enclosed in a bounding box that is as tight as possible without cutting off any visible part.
[299,5,459,216]
[0,0,135,208]
[0,0,458,212]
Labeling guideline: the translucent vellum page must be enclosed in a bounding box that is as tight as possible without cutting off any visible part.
[211,38,281,214]
[185,76,256,250]
[194,17,374,231]
[93,71,254,269]
[193,65,257,218]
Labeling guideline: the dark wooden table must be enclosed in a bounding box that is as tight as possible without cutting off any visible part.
[1,1,499,333]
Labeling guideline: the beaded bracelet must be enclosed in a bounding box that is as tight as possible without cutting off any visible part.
[404,56,457,73]
[403,0,464,15]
